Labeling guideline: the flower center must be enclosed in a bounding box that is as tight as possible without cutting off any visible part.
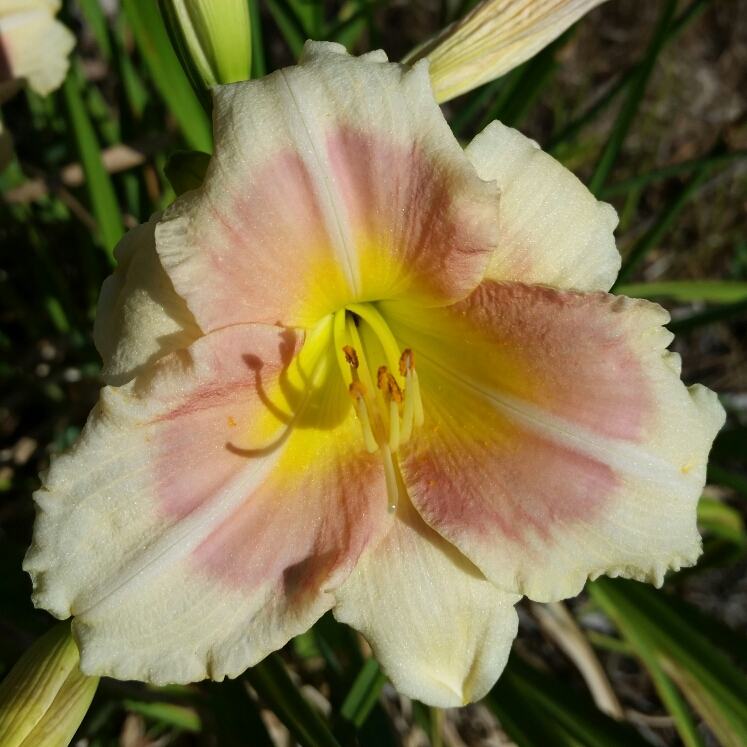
[332,303,424,512]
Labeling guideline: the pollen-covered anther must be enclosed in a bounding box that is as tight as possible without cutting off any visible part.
[377,366,402,452]
[377,366,403,404]
[399,349,416,376]
[343,345,359,369]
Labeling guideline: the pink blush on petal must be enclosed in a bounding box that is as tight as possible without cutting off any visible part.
[326,126,498,304]
[392,282,655,444]
[141,323,389,598]
[403,413,616,551]
[189,446,384,594]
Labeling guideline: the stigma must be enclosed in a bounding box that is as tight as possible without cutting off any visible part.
[333,304,425,512]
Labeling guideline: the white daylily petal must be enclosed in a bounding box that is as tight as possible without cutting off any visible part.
[406,0,608,103]
[25,323,391,684]
[383,283,725,602]
[94,213,202,386]
[334,489,519,707]
[0,0,75,96]
[465,121,620,292]
[156,41,500,332]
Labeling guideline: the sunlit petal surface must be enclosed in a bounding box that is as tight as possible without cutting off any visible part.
[411,0,609,103]
[466,121,620,291]
[0,0,75,96]
[94,213,202,386]
[334,487,519,707]
[25,323,391,683]
[24,40,724,704]
[156,42,500,332]
[381,282,725,602]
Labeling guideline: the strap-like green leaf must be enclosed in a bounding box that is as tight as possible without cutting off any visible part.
[62,72,124,263]
[497,656,651,747]
[698,498,745,546]
[122,700,201,732]
[339,658,387,729]
[707,464,747,499]
[658,592,747,665]
[120,0,213,152]
[244,654,341,747]
[587,0,678,196]
[590,578,747,746]
[487,669,576,747]
[614,153,717,286]
[548,0,711,154]
[666,298,747,334]
[600,150,747,198]
[248,0,267,77]
[205,679,274,747]
[616,280,747,303]
[263,0,308,59]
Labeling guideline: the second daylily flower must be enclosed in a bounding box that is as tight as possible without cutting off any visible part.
[25,42,723,707]
[0,0,74,100]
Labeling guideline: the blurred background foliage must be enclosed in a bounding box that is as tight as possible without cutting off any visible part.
[1,0,747,744]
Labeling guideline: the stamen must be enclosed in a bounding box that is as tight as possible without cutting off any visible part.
[349,382,378,453]
[399,348,416,377]
[377,366,402,451]
[333,308,353,388]
[350,380,367,397]
[346,315,375,390]
[377,365,389,393]
[412,369,424,427]
[380,444,399,513]
[399,349,417,443]
[388,400,400,452]
[400,367,414,443]
[347,303,404,386]
[346,315,386,450]
[334,306,424,501]
[343,345,358,369]
[376,367,403,404]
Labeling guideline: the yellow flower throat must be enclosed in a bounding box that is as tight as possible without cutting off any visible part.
[332,304,424,512]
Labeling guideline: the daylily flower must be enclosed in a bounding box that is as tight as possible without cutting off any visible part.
[405,0,609,103]
[0,0,75,100]
[25,42,724,707]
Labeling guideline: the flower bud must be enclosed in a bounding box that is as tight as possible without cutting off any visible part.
[403,0,608,103]
[159,0,252,90]
[0,622,99,747]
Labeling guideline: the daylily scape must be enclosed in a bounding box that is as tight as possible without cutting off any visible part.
[24,42,724,707]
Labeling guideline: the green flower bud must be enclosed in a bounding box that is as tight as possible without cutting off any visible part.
[159,0,252,90]
[0,622,99,747]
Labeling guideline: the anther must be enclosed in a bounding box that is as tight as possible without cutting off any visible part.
[343,345,359,369]
[377,366,402,451]
[377,366,403,404]
[377,366,388,393]
[399,349,415,376]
